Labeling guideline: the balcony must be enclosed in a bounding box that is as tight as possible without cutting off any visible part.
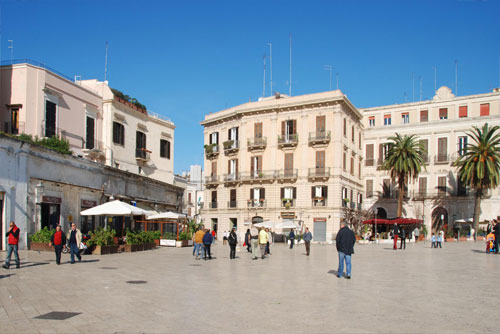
[135,148,151,162]
[247,137,267,151]
[247,199,266,209]
[82,139,105,160]
[312,198,327,207]
[204,144,219,159]
[240,170,276,183]
[4,121,25,135]
[364,159,376,167]
[281,199,295,208]
[227,201,238,209]
[223,140,239,155]
[223,173,240,184]
[278,134,298,149]
[204,175,219,187]
[434,154,450,164]
[308,167,330,180]
[40,125,85,149]
[309,131,331,146]
[208,201,218,210]
[276,169,298,182]
[422,155,430,164]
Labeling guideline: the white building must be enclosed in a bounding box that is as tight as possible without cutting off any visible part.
[174,165,204,222]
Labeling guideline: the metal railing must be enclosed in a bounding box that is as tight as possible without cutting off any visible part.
[365,159,376,167]
[434,154,449,164]
[1,59,73,82]
[223,140,240,152]
[308,167,330,178]
[247,137,267,149]
[278,134,299,147]
[223,173,241,182]
[308,131,331,144]
[135,148,151,161]
[204,144,219,157]
[40,125,85,149]
[240,170,276,181]
[227,201,238,209]
[281,199,295,208]
[208,201,218,209]
[247,199,267,208]
[205,175,219,184]
[276,169,298,179]
[84,139,104,151]
[3,121,25,135]
[312,198,327,207]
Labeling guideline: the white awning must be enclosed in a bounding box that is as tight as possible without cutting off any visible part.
[146,211,187,220]
[80,200,148,216]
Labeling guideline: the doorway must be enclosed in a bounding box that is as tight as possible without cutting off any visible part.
[230,218,237,231]
[41,203,60,230]
[314,221,326,242]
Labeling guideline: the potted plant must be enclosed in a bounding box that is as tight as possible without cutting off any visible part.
[282,198,292,208]
[176,231,192,247]
[160,232,177,247]
[29,227,55,251]
[86,228,118,255]
[445,228,455,243]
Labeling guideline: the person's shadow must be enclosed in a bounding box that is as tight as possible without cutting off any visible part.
[328,270,340,276]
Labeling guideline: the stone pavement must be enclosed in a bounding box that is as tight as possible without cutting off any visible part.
[0,240,498,334]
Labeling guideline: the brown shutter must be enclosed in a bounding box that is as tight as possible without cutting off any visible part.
[292,120,297,134]
[212,161,217,176]
[280,188,284,199]
[366,144,374,161]
[343,152,346,170]
[293,187,297,199]
[480,103,490,116]
[215,132,219,144]
[261,188,265,199]
[230,189,236,201]
[250,157,255,174]
[236,159,238,174]
[209,133,213,145]
[379,143,383,162]
[285,153,293,170]
[439,108,447,119]
[352,125,355,142]
[366,180,373,197]
[228,160,231,174]
[316,116,325,132]
[323,186,328,198]
[250,188,254,199]
[316,151,325,168]
[359,132,362,149]
[459,106,468,118]
[358,161,361,177]
[419,139,428,155]
[311,187,315,198]
[228,129,231,140]
[255,123,263,138]
[257,156,262,171]
[420,110,428,122]
[419,177,427,195]
[438,176,447,194]
[281,121,285,137]
[350,157,354,175]
[438,138,447,157]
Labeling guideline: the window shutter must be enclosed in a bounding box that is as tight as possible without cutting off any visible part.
[167,141,171,159]
[215,132,219,144]
[366,144,374,160]
[261,188,265,199]
[311,187,315,198]
[293,187,297,199]
[350,157,354,174]
[209,134,213,145]
[255,123,262,138]
[236,159,239,174]
[439,108,447,119]
[316,151,325,168]
[343,152,347,170]
[323,186,328,198]
[257,156,262,171]
[379,143,383,162]
[212,161,217,176]
[281,121,285,137]
[316,116,325,132]
[235,127,239,140]
[292,120,297,134]
[351,125,355,142]
[419,177,427,194]
[285,153,293,170]
[480,103,490,116]
[250,157,255,174]
[438,138,447,156]
[420,110,428,122]
[343,118,346,135]
[359,132,362,149]
[250,188,254,199]
[459,106,468,118]
[228,129,231,140]
[281,188,284,199]
[228,160,231,174]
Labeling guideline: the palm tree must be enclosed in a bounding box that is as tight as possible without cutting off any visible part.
[381,134,426,217]
[453,123,500,239]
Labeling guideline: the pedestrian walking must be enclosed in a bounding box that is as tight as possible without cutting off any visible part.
[228,227,237,259]
[194,227,205,259]
[250,224,260,260]
[436,232,443,248]
[259,227,268,259]
[289,229,295,249]
[399,228,406,249]
[303,227,313,256]
[493,220,500,254]
[414,227,420,243]
[50,225,66,265]
[392,224,399,250]
[244,229,251,252]
[223,231,228,245]
[3,221,20,269]
[203,229,213,260]
[265,228,272,255]
[336,222,355,279]
[67,223,82,264]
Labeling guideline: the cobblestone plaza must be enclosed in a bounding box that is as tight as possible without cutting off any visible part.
[1,241,498,333]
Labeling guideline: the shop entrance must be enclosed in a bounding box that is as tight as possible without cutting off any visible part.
[41,203,60,230]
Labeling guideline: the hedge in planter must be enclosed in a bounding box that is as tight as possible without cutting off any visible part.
[86,228,118,255]
[29,227,55,251]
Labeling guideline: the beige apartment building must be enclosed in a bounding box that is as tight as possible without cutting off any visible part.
[200,91,364,242]
[362,86,500,233]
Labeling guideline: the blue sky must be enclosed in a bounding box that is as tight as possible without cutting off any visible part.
[2,0,500,173]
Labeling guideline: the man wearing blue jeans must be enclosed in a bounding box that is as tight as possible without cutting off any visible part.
[335,222,355,279]
[66,223,82,264]
[3,222,20,269]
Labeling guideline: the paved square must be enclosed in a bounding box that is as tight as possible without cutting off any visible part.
[1,241,498,333]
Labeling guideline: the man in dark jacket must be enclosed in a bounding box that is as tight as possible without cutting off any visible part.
[3,221,20,269]
[50,225,66,265]
[399,228,406,250]
[493,220,500,254]
[203,229,213,260]
[335,222,355,279]
[228,227,237,259]
[289,230,295,249]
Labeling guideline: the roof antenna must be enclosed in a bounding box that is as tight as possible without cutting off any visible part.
[268,42,272,96]
[289,33,292,96]
[323,65,332,90]
[262,53,266,98]
[104,41,109,82]
[455,60,458,95]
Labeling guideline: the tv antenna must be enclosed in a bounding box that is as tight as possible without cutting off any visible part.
[324,65,332,90]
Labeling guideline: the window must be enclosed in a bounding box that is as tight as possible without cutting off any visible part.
[378,143,390,164]
[311,186,328,199]
[85,116,95,149]
[209,132,219,145]
[439,108,448,120]
[229,189,237,208]
[211,161,217,177]
[211,191,217,208]
[437,137,448,162]
[457,177,467,196]
[369,116,375,127]
[384,114,391,125]
[160,139,171,159]
[458,136,467,156]
[366,180,373,198]
[45,100,57,137]
[113,122,125,145]
[350,157,354,175]
[284,153,293,175]
[343,118,347,136]
[10,108,19,134]
[418,177,427,197]
[250,188,265,207]
[419,139,429,163]
[365,144,374,166]
[136,131,147,158]
[254,123,263,138]
[316,151,325,169]
[459,105,468,118]
[480,103,490,116]
[401,112,409,124]
[250,156,262,177]
[358,161,361,178]
[343,152,347,171]
[228,127,239,141]
[359,132,362,149]
[383,179,391,198]
[227,159,238,178]
[281,187,296,205]
[281,120,297,141]
[437,176,447,195]
[316,116,325,133]
[351,125,355,142]
[341,187,348,207]
[420,110,428,122]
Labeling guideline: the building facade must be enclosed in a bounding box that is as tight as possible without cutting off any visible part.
[362,86,500,233]
[174,165,204,221]
[200,92,363,242]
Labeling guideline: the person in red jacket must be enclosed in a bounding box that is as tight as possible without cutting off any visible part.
[49,225,66,265]
[3,221,20,269]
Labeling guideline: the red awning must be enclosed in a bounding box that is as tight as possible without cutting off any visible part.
[363,218,423,225]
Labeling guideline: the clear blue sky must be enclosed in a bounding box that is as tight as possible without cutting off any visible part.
[2,0,500,173]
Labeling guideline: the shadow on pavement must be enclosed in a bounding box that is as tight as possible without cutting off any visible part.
[328,269,339,276]
[471,250,491,254]
[0,273,15,279]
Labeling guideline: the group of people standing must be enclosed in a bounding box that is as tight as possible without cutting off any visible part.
[193,227,215,260]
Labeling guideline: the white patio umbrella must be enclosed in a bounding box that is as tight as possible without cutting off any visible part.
[254,221,279,228]
[80,200,149,216]
[146,211,187,220]
[275,221,299,229]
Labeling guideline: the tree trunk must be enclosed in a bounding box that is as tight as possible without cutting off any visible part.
[397,177,404,217]
[473,189,482,242]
